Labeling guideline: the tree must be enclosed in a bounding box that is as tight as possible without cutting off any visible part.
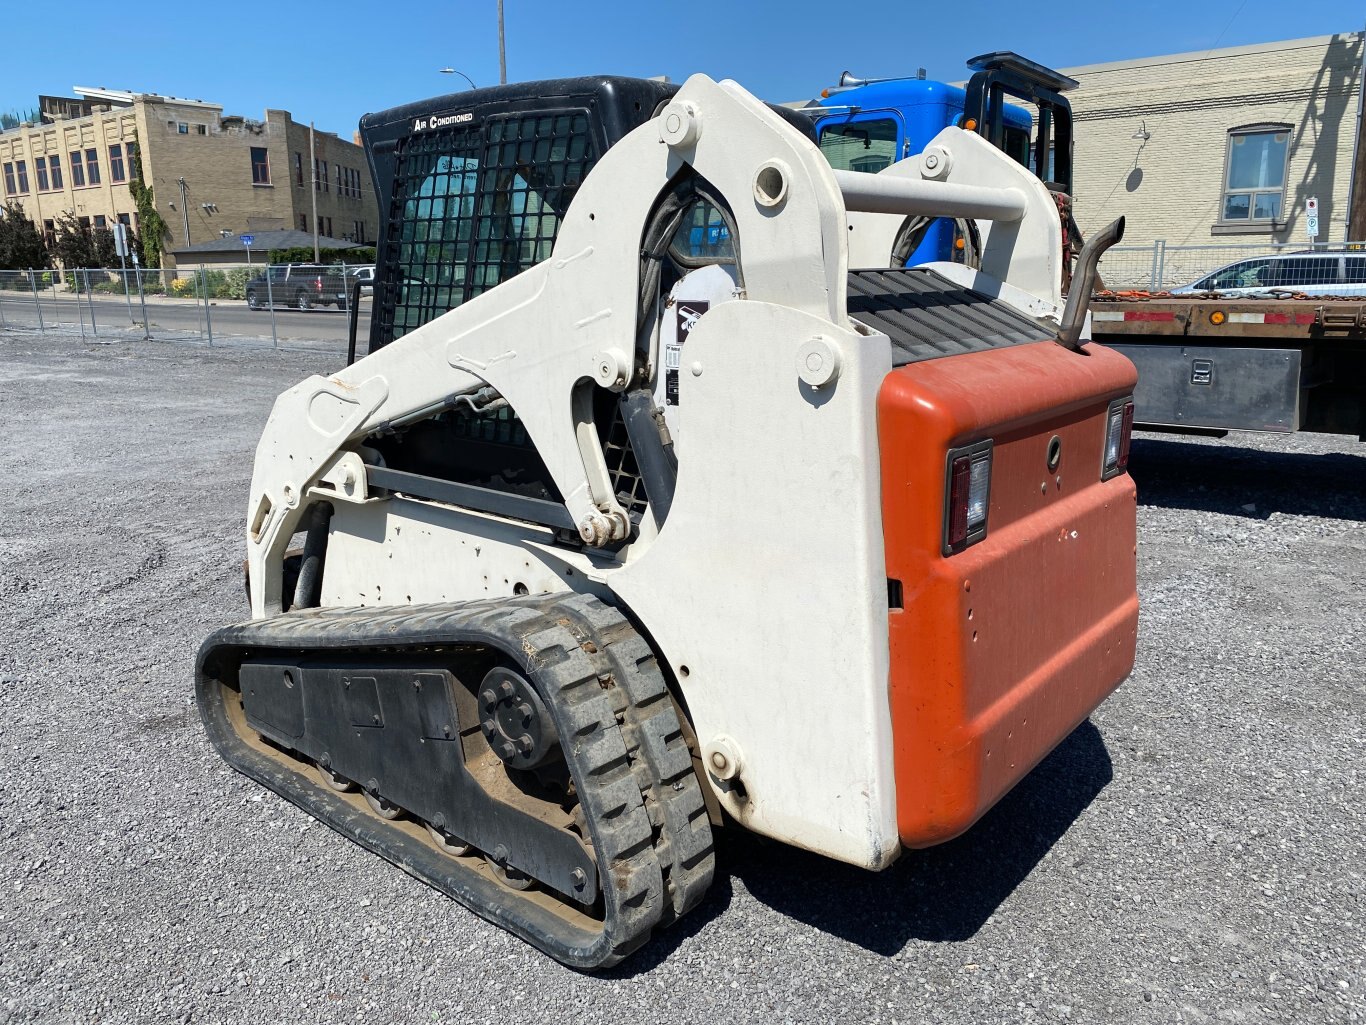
[127,144,167,267]
[51,211,96,270]
[0,107,39,132]
[0,201,50,270]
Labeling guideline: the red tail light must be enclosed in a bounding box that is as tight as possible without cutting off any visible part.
[1103,398,1135,479]
[943,440,993,555]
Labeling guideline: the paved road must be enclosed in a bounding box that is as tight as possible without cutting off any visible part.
[0,333,1361,1024]
[0,292,366,346]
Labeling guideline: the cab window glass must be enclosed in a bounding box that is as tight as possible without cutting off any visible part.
[668,199,735,265]
[818,118,899,173]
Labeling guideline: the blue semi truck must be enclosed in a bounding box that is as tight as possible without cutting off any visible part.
[809,52,1079,267]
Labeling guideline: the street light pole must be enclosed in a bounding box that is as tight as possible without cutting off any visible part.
[498,0,507,84]
[438,68,477,90]
[309,121,320,263]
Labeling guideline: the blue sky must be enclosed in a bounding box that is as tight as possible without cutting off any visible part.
[0,1,1359,135]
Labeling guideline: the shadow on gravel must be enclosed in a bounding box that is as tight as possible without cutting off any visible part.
[1130,436,1366,521]
[614,720,1112,971]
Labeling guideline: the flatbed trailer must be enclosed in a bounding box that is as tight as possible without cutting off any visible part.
[1090,294,1366,440]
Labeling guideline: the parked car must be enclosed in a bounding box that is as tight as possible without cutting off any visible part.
[245,264,350,311]
[1171,250,1366,297]
[348,265,376,295]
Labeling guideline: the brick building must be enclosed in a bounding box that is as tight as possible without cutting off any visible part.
[1062,33,1364,246]
[0,86,379,268]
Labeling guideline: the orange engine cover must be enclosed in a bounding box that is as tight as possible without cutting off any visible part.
[878,340,1139,849]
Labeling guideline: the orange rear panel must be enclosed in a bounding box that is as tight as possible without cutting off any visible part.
[878,340,1139,849]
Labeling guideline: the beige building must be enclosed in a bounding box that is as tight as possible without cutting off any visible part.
[0,86,379,268]
[1063,33,1364,246]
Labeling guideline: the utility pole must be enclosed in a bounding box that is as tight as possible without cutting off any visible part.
[309,122,321,262]
[177,177,191,244]
[1349,26,1366,241]
[498,0,507,84]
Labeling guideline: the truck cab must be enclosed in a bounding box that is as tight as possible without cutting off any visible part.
[811,52,1078,268]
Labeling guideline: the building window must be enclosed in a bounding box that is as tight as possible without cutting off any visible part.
[78,216,90,229]
[194,124,207,136]
[94,214,107,228]
[251,146,270,185]
[298,213,308,231]
[49,153,62,190]
[2,163,14,195]
[294,152,304,187]
[109,143,125,182]
[353,219,366,243]
[1222,125,1290,222]
[70,151,85,187]
[321,160,329,192]
[117,212,131,227]
[85,148,100,185]
[15,160,29,193]
[43,219,56,247]
[36,156,49,191]
[177,122,189,134]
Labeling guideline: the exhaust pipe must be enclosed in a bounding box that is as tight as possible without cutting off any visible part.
[1056,215,1125,352]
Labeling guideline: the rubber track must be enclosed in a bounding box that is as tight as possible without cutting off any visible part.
[548,594,715,924]
[196,596,680,969]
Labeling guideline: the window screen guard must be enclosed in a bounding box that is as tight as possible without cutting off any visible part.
[378,110,597,348]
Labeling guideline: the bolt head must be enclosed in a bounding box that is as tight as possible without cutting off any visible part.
[516,734,534,754]
[571,868,587,889]
[498,680,515,699]
[517,702,534,725]
[498,741,516,760]
[480,688,497,709]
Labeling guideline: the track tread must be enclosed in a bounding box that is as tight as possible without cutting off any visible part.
[545,593,716,925]
[196,595,682,969]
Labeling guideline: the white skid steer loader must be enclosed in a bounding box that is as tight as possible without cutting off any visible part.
[198,74,1138,968]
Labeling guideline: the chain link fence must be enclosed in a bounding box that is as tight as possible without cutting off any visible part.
[0,263,371,350]
[1098,240,1366,293]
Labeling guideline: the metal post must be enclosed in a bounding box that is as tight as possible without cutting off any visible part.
[498,0,507,84]
[118,247,134,324]
[1148,242,1160,291]
[200,266,213,346]
[309,123,321,263]
[73,269,86,340]
[0,277,6,329]
[28,270,44,332]
[135,266,150,340]
[83,269,98,337]
[265,264,279,349]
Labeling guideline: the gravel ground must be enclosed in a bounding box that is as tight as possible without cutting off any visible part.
[0,331,1362,1024]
